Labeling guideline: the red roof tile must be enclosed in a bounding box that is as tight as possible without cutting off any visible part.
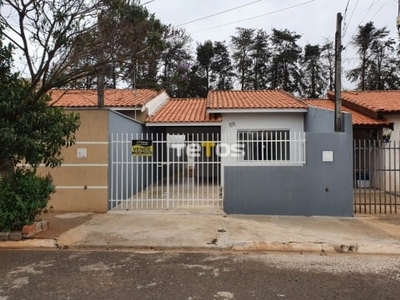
[49,89,163,108]
[303,99,393,127]
[207,90,308,110]
[147,98,221,124]
[328,91,400,114]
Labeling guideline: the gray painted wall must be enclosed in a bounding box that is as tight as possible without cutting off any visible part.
[108,111,151,209]
[224,109,354,216]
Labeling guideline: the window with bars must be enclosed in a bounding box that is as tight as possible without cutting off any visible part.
[237,130,290,161]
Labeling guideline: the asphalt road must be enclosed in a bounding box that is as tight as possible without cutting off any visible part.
[1,250,400,300]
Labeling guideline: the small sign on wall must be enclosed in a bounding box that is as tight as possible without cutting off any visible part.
[132,140,153,156]
[77,148,87,159]
[322,151,333,162]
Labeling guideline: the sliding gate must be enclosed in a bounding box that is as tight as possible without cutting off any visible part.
[109,133,222,210]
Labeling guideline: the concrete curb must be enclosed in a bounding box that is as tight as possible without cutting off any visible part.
[49,241,400,255]
[0,239,57,249]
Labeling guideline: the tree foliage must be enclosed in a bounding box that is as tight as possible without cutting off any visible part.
[347,22,397,90]
[0,27,80,173]
[302,44,327,98]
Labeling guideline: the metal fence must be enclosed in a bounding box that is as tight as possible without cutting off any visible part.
[109,131,307,211]
[109,132,222,210]
[354,140,400,214]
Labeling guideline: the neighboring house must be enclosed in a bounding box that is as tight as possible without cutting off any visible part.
[303,98,394,139]
[50,89,169,122]
[327,91,400,143]
[37,89,168,212]
[327,91,400,194]
[304,92,400,197]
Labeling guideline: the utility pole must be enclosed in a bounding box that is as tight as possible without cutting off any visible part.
[397,0,400,36]
[334,12,343,132]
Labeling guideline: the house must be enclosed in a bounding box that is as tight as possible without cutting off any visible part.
[327,91,400,142]
[205,90,353,216]
[327,91,400,200]
[50,88,169,122]
[40,88,354,216]
[303,98,393,140]
[37,89,168,212]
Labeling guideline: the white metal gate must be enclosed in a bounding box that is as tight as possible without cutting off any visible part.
[109,132,223,210]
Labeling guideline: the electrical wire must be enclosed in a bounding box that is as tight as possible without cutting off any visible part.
[343,0,361,37]
[176,0,263,27]
[190,0,316,34]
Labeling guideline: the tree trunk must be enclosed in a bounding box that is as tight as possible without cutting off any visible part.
[0,157,13,180]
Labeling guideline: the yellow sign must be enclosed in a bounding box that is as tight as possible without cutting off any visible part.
[201,141,216,158]
[132,140,153,156]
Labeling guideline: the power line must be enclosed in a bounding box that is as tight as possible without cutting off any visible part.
[358,0,383,26]
[176,0,263,27]
[343,0,361,37]
[190,0,316,34]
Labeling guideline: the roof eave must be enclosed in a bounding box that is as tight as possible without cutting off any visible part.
[146,122,222,127]
[207,108,308,113]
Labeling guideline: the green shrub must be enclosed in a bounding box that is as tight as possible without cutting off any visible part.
[0,169,55,231]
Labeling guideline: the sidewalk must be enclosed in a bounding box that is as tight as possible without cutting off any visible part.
[1,210,400,255]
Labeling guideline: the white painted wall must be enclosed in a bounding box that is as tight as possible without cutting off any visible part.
[389,115,400,143]
[383,114,400,192]
[219,112,306,187]
[144,91,169,116]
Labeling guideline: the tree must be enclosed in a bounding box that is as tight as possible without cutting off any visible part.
[302,44,327,98]
[267,28,303,94]
[0,0,107,100]
[210,41,234,90]
[365,36,397,90]
[0,29,80,176]
[231,28,255,90]
[196,40,214,93]
[159,26,193,96]
[347,22,393,90]
[321,39,335,92]
[250,29,270,90]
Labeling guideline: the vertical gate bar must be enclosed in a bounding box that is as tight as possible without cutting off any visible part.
[358,140,367,213]
[363,140,367,213]
[212,131,215,208]
[150,132,153,209]
[160,134,164,210]
[394,141,397,214]
[368,140,371,214]
[389,141,392,213]
[116,133,120,208]
[356,140,363,213]
[166,133,170,209]
[372,140,377,214]
[198,133,205,206]
[201,133,205,204]
[356,140,359,213]
[110,133,114,209]
[379,140,382,214]
[353,140,358,213]
[358,140,362,213]
[135,133,139,209]
[383,140,387,214]
[139,132,144,210]
[124,133,130,209]
[145,132,149,209]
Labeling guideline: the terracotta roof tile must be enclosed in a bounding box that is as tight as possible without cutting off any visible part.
[49,89,163,108]
[303,99,393,127]
[327,91,400,114]
[207,90,308,110]
[147,98,221,124]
